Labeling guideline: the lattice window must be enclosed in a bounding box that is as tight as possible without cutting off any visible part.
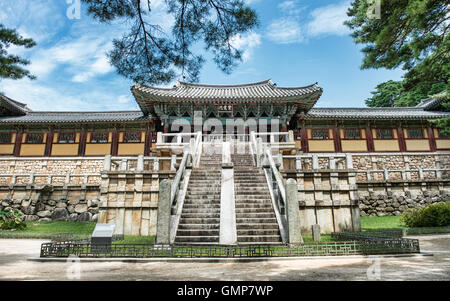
[312,129,329,140]
[123,132,141,143]
[376,129,393,139]
[26,133,43,144]
[90,132,108,143]
[0,133,11,144]
[58,132,75,144]
[407,128,424,139]
[345,128,361,139]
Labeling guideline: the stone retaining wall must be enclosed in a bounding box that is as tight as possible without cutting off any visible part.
[357,180,450,216]
[0,184,101,222]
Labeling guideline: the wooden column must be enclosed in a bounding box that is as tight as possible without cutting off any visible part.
[427,127,437,152]
[14,131,23,157]
[78,130,87,156]
[333,127,342,153]
[44,131,53,157]
[144,122,152,156]
[397,127,406,152]
[111,129,119,156]
[299,119,308,153]
[365,126,374,152]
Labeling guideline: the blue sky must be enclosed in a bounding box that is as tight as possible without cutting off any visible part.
[0,0,405,111]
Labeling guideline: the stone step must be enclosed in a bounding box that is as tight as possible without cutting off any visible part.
[179,217,220,224]
[177,223,220,230]
[236,212,275,219]
[234,196,272,201]
[175,236,219,243]
[236,223,280,230]
[181,212,220,218]
[234,191,271,195]
[182,208,221,214]
[183,200,221,206]
[234,203,273,209]
[235,207,275,213]
[176,229,220,236]
[237,235,281,243]
[236,217,277,223]
[237,229,280,236]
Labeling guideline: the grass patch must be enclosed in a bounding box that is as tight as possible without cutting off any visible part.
[0,221,96,239]
[113,235,155,245]
[301,234,339,243]
[361,216,403,231]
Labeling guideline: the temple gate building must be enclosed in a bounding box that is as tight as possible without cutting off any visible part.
[0,79,449,244]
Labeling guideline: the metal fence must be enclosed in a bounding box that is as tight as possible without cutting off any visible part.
[331,232,420,254]
[39,237,419,258]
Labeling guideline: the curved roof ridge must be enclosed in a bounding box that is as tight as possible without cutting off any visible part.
[25,110,143,114]
[176,79,273,89]
[275,82,320,90]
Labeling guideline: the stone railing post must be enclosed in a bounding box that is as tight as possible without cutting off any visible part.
[345,154,353,169]
[103,155,111,171]
[153,158,159,171]
[120,159,127,171]
[286,178,303,244]
[170,154,177,171]
[312,155,319,170]
[156,132,163,144]
[137,155,144,171]
[256,137,263,167]
[288,130,294,142]
[295,157,302,170]
[329,156,336,169]
[156,179,171,245]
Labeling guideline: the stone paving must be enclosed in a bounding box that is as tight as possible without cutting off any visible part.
[0,235,449,281]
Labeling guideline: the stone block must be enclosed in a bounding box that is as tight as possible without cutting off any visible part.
[52,208,69,220]
[78,212,92,222]
[312,224,321,242]
[74,204,88,213]
[37,210,52,218]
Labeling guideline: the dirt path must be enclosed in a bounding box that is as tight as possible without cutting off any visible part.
[0,235,449,281]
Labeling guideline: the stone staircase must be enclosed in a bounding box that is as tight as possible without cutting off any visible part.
[174,152,222,244]
[232,144,282,244]
[175,142,282,245]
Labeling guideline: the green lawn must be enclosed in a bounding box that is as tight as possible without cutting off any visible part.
[361,216,403,231]
[1,215,448,242]
[0,221,96,239]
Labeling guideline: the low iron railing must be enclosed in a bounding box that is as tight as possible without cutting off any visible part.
[40,235,420,258]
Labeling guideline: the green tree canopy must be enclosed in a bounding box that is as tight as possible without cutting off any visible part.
[0,24,36,81]
[345,0,449,92]
[81,0,258,85]
[366,80,446,107]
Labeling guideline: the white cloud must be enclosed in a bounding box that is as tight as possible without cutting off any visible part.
[266,18,304,44]
[266,0,350,45]
[230,32,261,61]
[306,1,351,37]
[0,79,138,111]
[278,1,305,15]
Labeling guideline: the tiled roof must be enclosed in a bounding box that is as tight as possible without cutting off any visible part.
[132,79,323,114]
[0,111,152,123]
[0,94,31,116]
[305,107,450,119]
[415,98,447,110]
